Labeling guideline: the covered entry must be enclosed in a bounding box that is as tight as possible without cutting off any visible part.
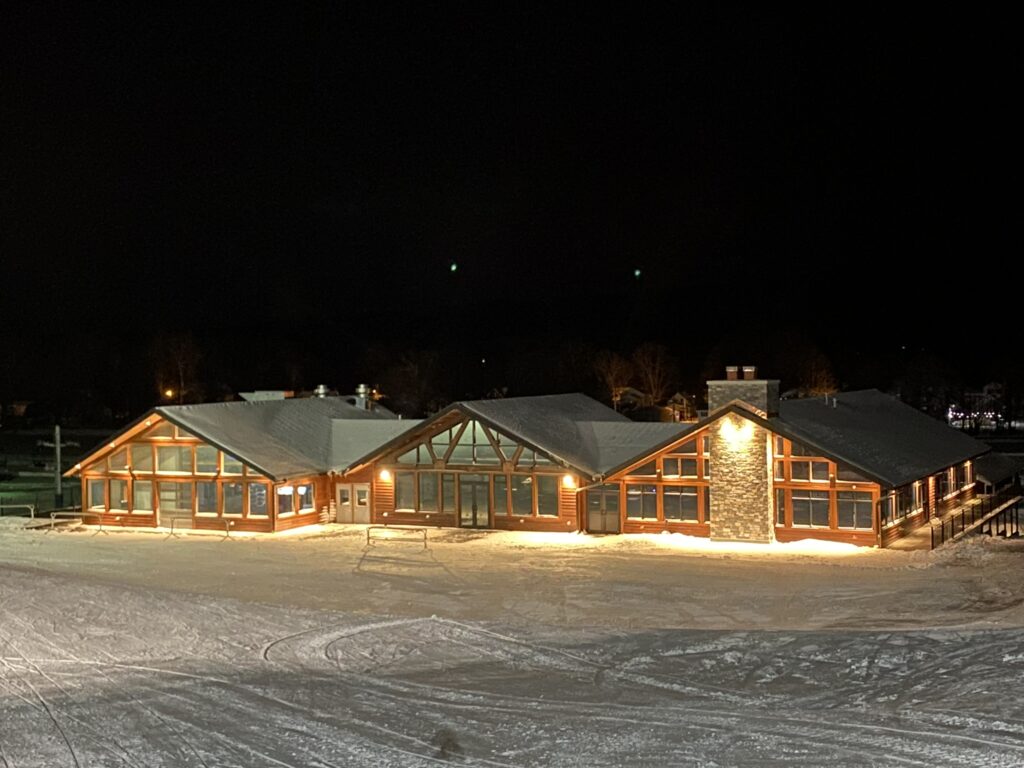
[587,484,620,533]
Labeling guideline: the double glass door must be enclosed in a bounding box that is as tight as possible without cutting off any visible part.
[459,474,490,528]
[587,484,621,533]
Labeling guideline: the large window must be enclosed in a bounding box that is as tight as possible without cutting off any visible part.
[510,474,533,516]
[248,484,268,517]
[791,461,829,482]
[109,479,128,512]
[448,421,502,465]
[442,474,456,514]
[195,446,218,473]
[297,485,314,514]
[222,454,243,475]
[626,484,657,520]
[197,482,218,515]
[87,479,105,511]
[223,482,243,515]
[663,486,698,522]
[897,484,921,517]
[536,476,559,517]
[493,475,509,516]
[109,448,128,472]
[159,483,192,514]
[132,480,153,513]
[418,473,438,512]
[277,487,295,516]
[130,445,152,473]
[791,490,830,527]
[157,445,192,473]
[663,458,698,478]
[395,471,415,510]
[837,491,872,529]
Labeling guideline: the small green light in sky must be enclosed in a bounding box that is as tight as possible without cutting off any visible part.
[633,268,642,279]
[450,262,458,273]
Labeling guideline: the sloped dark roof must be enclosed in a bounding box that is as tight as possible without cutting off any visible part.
[345,393,685,479]
[775,390,989,488]
[157,397,397,480]
[579,421,690,476]
[329,419,421,471]
[458,394,625,473]
[973,452,1024,485]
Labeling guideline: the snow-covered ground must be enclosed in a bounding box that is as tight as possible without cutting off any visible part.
[1,518,1023,766]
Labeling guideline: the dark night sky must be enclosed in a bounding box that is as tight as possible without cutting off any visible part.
[2,6,1021,406]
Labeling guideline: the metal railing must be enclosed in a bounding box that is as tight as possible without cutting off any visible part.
[46,509,84,532]
[979,503,1022,539]
[0,503,36,519]
[366,524,428,550]
[931,487,1021,548]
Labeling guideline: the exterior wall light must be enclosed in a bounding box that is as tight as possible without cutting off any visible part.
[720,416,754,448]
[378,469,392,482]
[561,474,577,489]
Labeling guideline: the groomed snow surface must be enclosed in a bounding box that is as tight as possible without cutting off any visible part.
[1,518,1024,766]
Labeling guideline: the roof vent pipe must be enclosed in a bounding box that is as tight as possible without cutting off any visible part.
[313,384,330,399]
[354,383,371,410]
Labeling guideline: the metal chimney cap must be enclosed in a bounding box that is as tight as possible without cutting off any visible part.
[313,384,330,398]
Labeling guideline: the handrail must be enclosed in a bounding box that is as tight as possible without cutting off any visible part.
[931,487,1020,548]
[45,509,82,533]
[366,524,428,550]
[0,503,36,519]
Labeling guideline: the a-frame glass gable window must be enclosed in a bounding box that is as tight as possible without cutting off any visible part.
[382,416,569,521]
[394,419,520,467]
[448,421,502,465]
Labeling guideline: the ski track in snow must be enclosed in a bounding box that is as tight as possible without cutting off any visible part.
[1,528,1024,765]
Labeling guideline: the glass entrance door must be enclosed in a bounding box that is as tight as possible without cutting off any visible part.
[459,474,490,528]
[587,484,621,533]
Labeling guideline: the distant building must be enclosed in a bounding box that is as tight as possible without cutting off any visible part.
[69,371,991,546]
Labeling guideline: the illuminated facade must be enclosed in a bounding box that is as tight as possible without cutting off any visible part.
[70,374,990,546]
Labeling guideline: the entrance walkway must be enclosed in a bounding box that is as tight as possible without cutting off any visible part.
[888,492,1022,551]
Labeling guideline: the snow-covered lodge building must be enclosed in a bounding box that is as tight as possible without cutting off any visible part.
[68,368,991,547]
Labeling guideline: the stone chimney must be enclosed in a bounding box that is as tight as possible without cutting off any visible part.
[707,365,780,417]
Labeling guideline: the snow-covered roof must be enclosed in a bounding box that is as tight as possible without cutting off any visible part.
[457,394,624,474]
[157,397,399,480]
[451,394,691,477]
[578,421,691,476]
[345,393,686,479]
[328,419,421,472]
[973,452,1024,485]
[774,390,990,489]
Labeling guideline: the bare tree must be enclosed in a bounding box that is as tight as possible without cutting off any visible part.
[631,342,677,406]
[150,334,203,404]
[376,349,444,417]
[799,352,839,397]
[594,350,633,410]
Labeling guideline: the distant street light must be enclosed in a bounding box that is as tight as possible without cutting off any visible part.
[164,389,175,399]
